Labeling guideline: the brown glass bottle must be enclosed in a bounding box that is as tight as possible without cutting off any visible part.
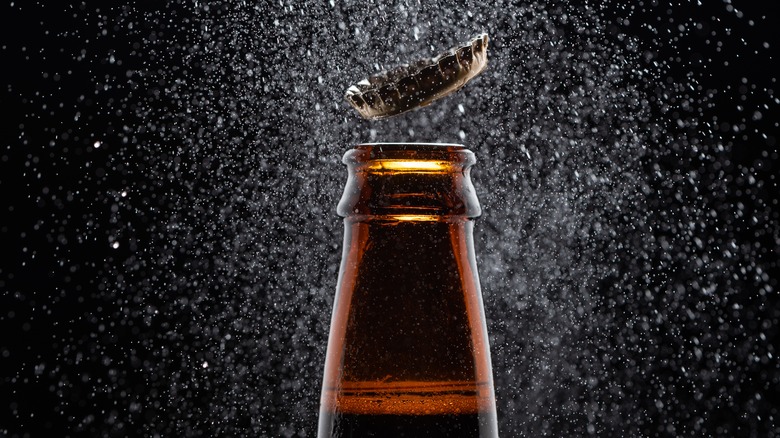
[318,143,498,437]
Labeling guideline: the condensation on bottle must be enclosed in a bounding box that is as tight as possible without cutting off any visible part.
[318,143,498,437]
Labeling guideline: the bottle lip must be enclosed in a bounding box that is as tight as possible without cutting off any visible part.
[354,142,466,150]
[344,143,475,171]
[338,143,481,219]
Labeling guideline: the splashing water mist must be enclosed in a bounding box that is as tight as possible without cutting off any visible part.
[2,1,778,437]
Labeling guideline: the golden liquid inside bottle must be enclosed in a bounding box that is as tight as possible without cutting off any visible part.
[318,143,498,437]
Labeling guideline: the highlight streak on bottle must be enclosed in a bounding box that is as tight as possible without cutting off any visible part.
[344,34,489,120]
[365,159,450,172]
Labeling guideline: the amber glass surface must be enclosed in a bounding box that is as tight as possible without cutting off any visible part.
[318,143,498,437]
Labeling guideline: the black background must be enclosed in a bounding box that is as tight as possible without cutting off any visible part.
[1,1,778,436]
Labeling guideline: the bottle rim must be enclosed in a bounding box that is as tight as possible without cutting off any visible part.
[344,143,475,172]
[355,142,465,148]
[337,143,481,219]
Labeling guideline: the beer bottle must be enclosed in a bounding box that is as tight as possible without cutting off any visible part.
[318,143,498,437]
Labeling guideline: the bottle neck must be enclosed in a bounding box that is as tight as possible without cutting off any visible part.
[319,143,497,432]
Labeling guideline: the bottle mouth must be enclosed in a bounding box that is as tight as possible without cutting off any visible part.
[338,143,481,220]
[344,143,475,173]
[354,142,464,149]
